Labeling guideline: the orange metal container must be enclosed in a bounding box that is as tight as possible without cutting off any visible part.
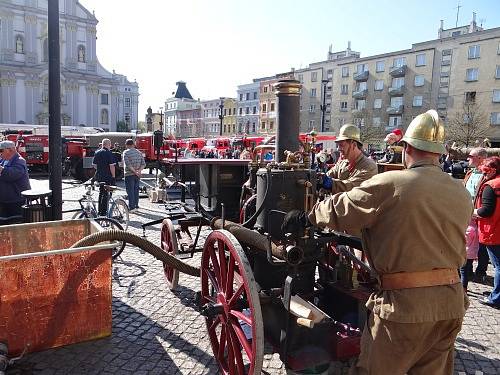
[0,220,112,355]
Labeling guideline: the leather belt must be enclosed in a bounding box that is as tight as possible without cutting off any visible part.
[380,268,460,290]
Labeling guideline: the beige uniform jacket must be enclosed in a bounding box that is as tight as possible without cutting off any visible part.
[326,153,377,194]
[309,160,473,323]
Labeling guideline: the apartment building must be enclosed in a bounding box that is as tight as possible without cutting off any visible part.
[258,77,278,135]
[201,98,223,137]
[289,15,500,145]
[164,81,202,138]
[222,98,237,136]
[236,82,260,135]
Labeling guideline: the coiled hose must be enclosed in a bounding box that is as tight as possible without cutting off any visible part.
[71,230,200,277]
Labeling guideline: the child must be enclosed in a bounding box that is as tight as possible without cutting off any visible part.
[460,220,479,292]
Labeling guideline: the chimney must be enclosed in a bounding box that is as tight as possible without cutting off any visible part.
[440,19,444,30]
[329,44,332,53]
[347,41,351,51]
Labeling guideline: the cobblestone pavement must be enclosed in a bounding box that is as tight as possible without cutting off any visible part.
[6,178,500,374]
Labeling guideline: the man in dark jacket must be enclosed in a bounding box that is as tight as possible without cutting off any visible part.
[0,140,31,217]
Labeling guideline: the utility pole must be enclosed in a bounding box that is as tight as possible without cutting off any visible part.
[48,0,62,220]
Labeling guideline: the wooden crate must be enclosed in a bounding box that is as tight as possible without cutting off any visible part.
[0,219,112,355]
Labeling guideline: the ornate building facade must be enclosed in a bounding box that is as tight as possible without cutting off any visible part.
[0,0,139,131]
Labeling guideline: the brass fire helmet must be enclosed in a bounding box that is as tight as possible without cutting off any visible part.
[336,124,361,143]
[401,109,446,154]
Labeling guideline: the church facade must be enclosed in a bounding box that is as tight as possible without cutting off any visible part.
[0,0,139,131]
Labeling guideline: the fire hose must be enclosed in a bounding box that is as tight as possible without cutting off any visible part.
[70,230,200,277]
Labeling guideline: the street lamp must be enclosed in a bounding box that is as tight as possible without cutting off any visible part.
[320,79,329,132]
[219,97,225,136]
[159,106,164,133]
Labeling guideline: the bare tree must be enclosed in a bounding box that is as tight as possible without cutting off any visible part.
[351,109,386,146]
[446,102,489,147]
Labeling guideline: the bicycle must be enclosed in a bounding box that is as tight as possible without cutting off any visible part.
[70,182,130,258]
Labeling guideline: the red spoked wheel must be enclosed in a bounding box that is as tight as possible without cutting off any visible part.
[160,219,180,290]
[200,230,264,375]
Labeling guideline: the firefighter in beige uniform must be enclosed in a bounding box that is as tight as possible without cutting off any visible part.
[321,124,378,194]
[285,110,472,374]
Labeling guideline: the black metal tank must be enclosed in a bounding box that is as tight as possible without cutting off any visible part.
[255,168,316,234]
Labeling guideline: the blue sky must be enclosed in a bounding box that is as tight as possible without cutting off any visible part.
[80,0,500,117]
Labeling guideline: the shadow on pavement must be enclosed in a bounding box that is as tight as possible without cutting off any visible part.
[9,298,216,374]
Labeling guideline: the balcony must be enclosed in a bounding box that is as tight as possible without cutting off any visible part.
[389,64,407,77]
[388,85,405,96]
[386,105,404,115]
[352,89,368,99]
[353,70,369,81]
[352,107,366,115]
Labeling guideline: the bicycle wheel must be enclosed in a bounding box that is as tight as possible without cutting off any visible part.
[108,198,129,231]
[94,217,126,259]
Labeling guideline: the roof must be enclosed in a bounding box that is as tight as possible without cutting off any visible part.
[174,81,193,99]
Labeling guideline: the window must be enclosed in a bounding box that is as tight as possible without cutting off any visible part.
[466,68,479,81]
[376,61,385,72]
[498,42,500,54]
[261,121,266,130]
[372,117,381,127]
[245,107,249,114]
[393,57,406,68]
[309,104,316,112]
[468,45,480,59]
[441,54,452,66]
[416,54,426,66]
[239,108,243,115]
[491,112,500,125]
[493,90,500,103]
[390,97,403,107]
[340,101,348,111]
[442,49,452,56]
[101,94,109,105]
[357,82,367,91]
[298,74,304,83]
[341,84,348,95]
[373,98,382,109]
[252,106,257,114]
[338,117,346,126]
[270,102,275,111]
[496,65,500,79]
[245,93,250,100]
[356,64,367,73]
[263,86,268,93]
[388,116,402,128]
[311,72,318,82]
[269,121,274,130]
[391,77,404,89]
[341,67,349,77]
[414,75,425,87]
[262,103,267,112]
[465,91,476,103]
[253,92,257,100]
[355,100,366,110]
[310,88,317,97]
[309,120,315,129]
[100,109,109,125]
[252,122,256,133]
[239,94,243,101]
[327,69,333,79]
[374,80,384,91]
[15,35,24,54]
[413,96,423,107]
[125,98,131,107]
[353,118,365,127]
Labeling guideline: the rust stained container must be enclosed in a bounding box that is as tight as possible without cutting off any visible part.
[0,219,113,355]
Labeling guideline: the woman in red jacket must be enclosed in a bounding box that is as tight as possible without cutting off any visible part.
[475,156,500,308]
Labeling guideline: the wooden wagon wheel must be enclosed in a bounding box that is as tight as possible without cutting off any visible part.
[160,219,180,290]
[200,230,264,375]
